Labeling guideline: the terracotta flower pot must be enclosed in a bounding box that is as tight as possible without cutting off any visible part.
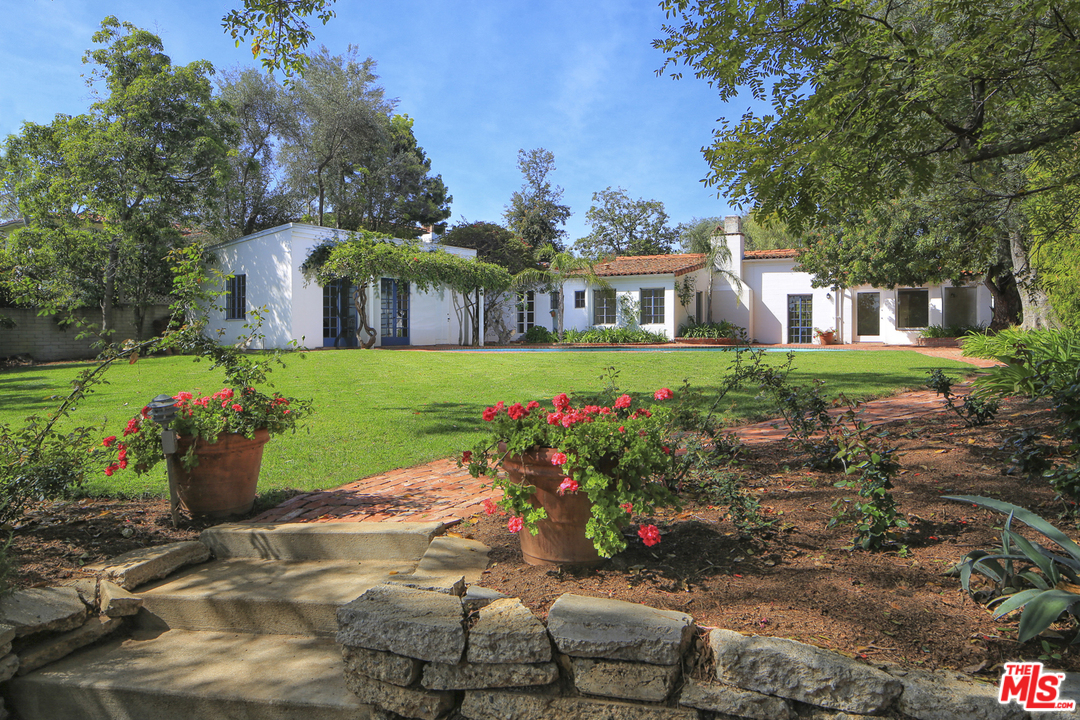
[500,447,602,567]
[172,428,270,519]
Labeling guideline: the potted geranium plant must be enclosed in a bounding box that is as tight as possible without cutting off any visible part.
[813,327,836,345]
[462,389,679,565]
[100,387,310,518]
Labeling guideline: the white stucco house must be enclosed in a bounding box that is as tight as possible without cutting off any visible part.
[205,223,480,349]
[500,216,994,345]
[210,218,993,350]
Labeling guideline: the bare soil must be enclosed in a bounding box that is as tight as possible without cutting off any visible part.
[9,395,1078,679]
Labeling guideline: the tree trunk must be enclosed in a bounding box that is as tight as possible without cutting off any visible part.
[1008,229,1058,330]
[473,288,482,346]
[705,268,715,325]
[353,282,377,349]
[983,273,1021,330]
[101,236,120,338]
[557,288,565,341]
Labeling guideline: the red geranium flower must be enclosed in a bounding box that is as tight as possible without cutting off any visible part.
[638,524,661,547]
[553,393,571,411]
[462,450,473,463]
[550,452,568,466]
[557,477,579,495]
[507,516,524,533]
[483,498,497,515]
[654,388,673,401]
[102,436,117,448]
[614,394,632,409]
[507,403,527,420]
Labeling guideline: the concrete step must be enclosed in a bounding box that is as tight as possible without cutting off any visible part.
[136,557,417,636]
[6,629,374,720]
[200,521,446,562]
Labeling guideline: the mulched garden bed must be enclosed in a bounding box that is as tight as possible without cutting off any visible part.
[463,395,1080,677]
[9,395,1077,680]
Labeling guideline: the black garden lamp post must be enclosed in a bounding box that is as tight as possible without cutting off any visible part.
[147,393,182,526]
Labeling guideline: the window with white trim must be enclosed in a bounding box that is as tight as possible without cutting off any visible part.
[225,274,246,320]
[640,288,665,325]
[897,289,929,329]
[593,289,616,325]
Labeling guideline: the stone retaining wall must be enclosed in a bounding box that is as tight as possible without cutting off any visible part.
[0,305,171,362]
[337,584,1068,720]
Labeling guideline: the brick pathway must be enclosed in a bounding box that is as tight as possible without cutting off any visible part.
[249,347,995,526]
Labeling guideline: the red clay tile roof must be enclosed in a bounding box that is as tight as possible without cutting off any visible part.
[593,254,707,277]
[743,248,800,259]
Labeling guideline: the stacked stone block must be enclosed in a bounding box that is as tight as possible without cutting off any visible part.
[337,584,1048,720]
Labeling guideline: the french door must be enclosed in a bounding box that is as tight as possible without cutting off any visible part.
[380,278,410,346]
[787,295,813,344]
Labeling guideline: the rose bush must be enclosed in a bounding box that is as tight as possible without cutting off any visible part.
[99,387,310,473]
[463,388,679,557]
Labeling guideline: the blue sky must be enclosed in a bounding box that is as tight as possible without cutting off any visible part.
[1,1,760,243]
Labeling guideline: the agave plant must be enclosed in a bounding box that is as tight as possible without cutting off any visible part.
[945,495,1080,643]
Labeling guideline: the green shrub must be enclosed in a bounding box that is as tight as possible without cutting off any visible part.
[560,326,668,344]
[945,495,1080,643]
[677,320,748,342]
[0,417,96,528]
[920,324,987,339]
[829,415,907,551]
[963,328,1080,398]
[523,325,555,343]
[744,352,843,470]
[926,368,999,427]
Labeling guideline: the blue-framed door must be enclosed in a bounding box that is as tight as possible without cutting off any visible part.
[322,280,358,347]
[380,278,410,346]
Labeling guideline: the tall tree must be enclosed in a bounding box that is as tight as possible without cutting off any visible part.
[575,187,677,258]
[222,0,337,78]
[1,17,232,336]
[503,148,571,252]
[674,216,741,324]
[281,45,390,228]
[796,193,1022,329]
[213,67,301,238]
[330,114,452,235]
[654,0,1077,328]
[740,212,800,251]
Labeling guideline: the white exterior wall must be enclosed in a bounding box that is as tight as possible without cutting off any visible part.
[739,259,833,344]
[844,282,994,345]
[207,223,476,350]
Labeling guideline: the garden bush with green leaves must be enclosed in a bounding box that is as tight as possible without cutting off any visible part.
[677,320,748,342]
[560,326,668,344]
[964,328,1080,502]
[919,324,986,339]
[946,496,1080,643]
[828,412,907,551]
[925,368,998,427]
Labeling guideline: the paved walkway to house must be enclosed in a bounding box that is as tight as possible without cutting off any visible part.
[248,346,999,526]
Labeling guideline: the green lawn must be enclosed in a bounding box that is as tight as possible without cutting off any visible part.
[0,348,975,498]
